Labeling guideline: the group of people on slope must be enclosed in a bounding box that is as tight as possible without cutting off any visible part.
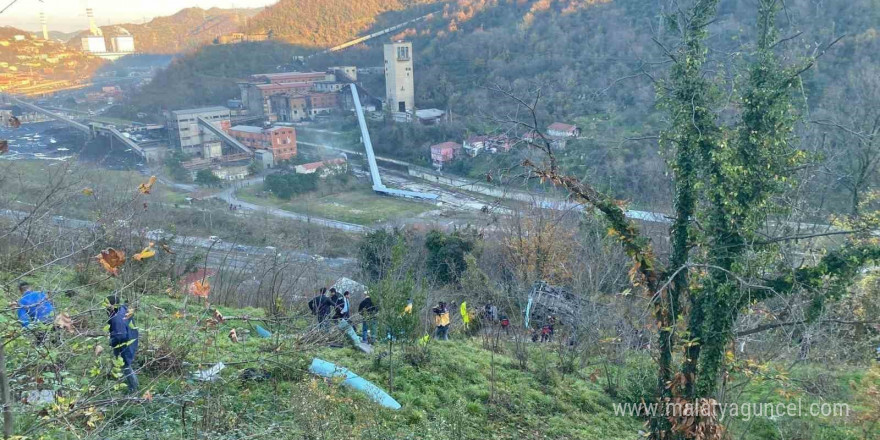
[307,288,557,345]
[308,287,379,343]
[432,301,517,341]
[15,281,140,394]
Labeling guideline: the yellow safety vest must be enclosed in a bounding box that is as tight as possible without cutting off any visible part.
[435,311,450,326]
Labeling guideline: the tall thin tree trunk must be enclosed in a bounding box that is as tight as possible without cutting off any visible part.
[0,342,13,439]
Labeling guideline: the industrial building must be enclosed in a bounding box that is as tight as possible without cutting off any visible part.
[77,8,136,58]
[269,92,339,122]
[228,125,297,163]
[80,8,106,53]
[384,41,414,114]
[166,107,231,157]
[237,70,354,122]
[81,36,106,53]
[111,35,135,53]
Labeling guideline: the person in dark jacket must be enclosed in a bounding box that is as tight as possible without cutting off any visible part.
[330,288,346,321]
[358,292,378,343]
[106,295,139,394]
[308,288,333,325]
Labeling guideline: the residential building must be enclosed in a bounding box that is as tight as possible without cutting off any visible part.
[384,41,414,113]
[523,129,568,149]
[228,125,297,162]
[463,135,489,157]
[294,158,347,177]
[486,135,513,153]
[166,107,231,156]
[430,142,462,167]
[547,122,580,138]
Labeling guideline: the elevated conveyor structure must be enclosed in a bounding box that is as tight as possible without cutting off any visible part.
[196,117,253,155]
[312,11,440,57]
[8,96,90,134]
[349,84,437,200]
[95,125,145,157]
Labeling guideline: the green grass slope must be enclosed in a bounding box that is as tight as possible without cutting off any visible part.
[1,266,875,439]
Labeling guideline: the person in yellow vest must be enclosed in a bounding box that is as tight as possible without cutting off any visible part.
[432,301,450,341]
[460,301,470,330]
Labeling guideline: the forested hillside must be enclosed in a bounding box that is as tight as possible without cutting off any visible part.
[121,0,880,211]
[245,0,444,47]
[111,42,302,118]
[333,0,880,212]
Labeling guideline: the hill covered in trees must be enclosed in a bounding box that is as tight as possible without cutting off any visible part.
[318,0,880,212]
[120,0,879,212]
[245,0,444,47]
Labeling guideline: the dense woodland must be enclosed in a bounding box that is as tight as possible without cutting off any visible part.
[246,0,445,47]
[121,0,880,214]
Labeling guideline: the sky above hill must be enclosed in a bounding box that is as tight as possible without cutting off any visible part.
[0,0,277,32]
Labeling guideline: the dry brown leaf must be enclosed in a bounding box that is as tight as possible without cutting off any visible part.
[160,243,174,254]
[94,345,104,356]
[96,248,125,276]
[142,389,153,402]
[213,309,225,323]
[228,328,239,343]
[190,280,210,298]
[82,188,94,196]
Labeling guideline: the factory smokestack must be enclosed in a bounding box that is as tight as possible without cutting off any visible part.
[40,12,48,41]
[86,8,100,36]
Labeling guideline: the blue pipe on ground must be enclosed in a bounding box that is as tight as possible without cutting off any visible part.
[308,358,401,410]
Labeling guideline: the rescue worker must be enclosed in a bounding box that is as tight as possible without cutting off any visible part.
[308,288,333,326]
[433,301,450,341]
[106,295,139,394]
[358,292,378,343]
